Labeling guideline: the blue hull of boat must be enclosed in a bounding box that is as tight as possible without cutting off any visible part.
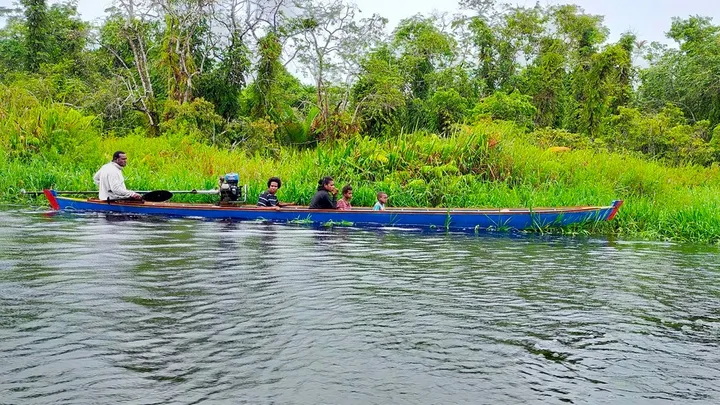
[45,190,623,231]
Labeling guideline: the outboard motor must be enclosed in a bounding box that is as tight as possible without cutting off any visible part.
[219,173,240,202]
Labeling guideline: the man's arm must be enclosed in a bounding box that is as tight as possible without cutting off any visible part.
[108,171,138,199]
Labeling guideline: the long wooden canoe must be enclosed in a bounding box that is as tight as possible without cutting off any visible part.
[42,189,623,231]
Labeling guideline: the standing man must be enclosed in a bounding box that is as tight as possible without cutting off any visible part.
[93,151,141,200]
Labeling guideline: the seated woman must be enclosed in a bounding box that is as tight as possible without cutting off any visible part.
[309,176,338,209]
[257,177,293,207]
[336,185,353,210]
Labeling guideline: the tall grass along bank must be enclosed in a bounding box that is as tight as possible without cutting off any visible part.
[1,92,719,243]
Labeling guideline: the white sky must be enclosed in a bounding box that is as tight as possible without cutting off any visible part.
[2,0,718,45]
[60,0,720,46]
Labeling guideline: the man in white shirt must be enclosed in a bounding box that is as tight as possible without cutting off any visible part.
[93,151,142,200]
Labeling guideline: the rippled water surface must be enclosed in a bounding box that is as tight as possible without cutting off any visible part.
[0,208,719,404]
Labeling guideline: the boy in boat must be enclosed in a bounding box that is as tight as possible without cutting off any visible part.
[373,192,388,211]
[336,185,353,210]
[257,177,293,207]
[309,176,338,209]
[93,151,141,201]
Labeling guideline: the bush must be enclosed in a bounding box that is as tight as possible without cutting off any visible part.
[221,117,279,155]
[313,110,359,141]
[276,105,319,146]
[160,98,224,140]
[0,84,98,160]
[471,90,537,130]
[711,125,720,161]
[429,88,469,134]
[530,127,593,150]
[601,105,715,165]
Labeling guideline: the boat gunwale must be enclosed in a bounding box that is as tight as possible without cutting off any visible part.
[55,196,616,215]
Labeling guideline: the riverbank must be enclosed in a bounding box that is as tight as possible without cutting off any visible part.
[2,115,719,243]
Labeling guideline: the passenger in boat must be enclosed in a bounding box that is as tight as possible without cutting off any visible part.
[373,192,388,211]
[336,185,353,210]
[309,176,338,209]
[93,151,141,201]
[257,177,293,207]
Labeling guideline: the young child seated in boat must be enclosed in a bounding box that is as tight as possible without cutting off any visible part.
[257,177,293,207]
[336,185,353,210]
[373,192,388,211]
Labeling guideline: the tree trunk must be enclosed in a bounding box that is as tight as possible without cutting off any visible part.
[126,26,159,134]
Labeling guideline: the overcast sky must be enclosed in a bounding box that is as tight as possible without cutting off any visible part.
[5,0,720,46]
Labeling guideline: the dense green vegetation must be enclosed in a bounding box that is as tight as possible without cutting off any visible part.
[1,1,720,243]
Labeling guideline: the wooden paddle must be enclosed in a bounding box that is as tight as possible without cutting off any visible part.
[141,190,174,202]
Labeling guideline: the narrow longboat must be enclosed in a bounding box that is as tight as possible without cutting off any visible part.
[42,189,623,231]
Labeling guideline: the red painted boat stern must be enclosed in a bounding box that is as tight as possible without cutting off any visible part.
[43,189,61,211]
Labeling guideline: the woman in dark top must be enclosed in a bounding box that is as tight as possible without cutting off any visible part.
[309,176,338,209]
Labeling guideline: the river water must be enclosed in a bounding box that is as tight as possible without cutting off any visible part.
[0,208,718,404]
